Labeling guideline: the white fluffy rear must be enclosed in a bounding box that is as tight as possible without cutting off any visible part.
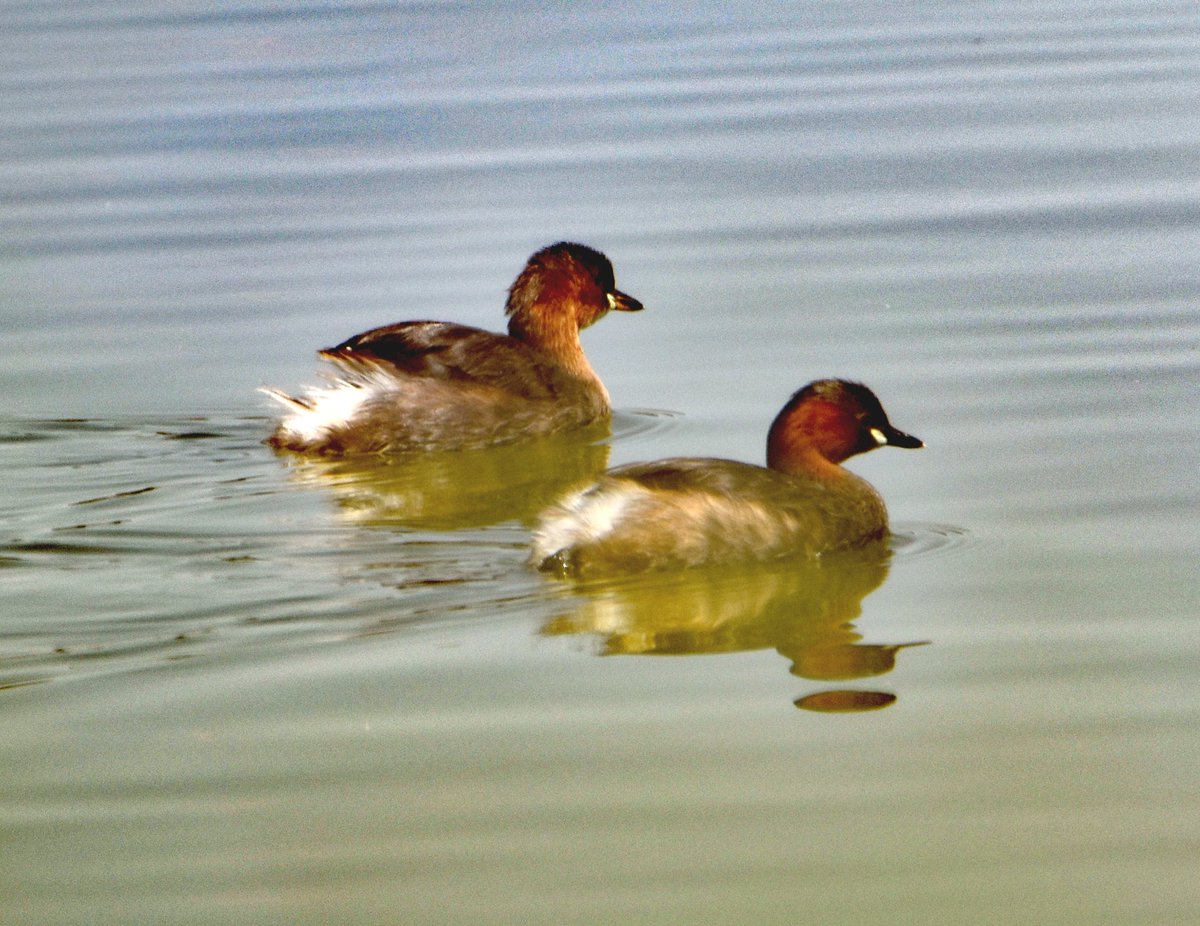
[530,481,641,564]
[262,365,395,446]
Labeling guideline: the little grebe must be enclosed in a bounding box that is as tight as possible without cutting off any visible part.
[531,379,922,577]
[264,242,642,454]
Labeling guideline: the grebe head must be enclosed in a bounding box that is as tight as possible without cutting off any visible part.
[506,242,642,341]
[766,379,923,474]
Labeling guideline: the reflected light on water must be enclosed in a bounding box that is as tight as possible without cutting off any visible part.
[273,424,611,528]
[542,545,927,710]
[267,410,686,529]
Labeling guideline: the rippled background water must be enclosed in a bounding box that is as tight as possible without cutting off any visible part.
[3,2,1198,923]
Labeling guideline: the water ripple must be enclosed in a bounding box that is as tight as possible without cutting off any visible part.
[610,407,684,445]
[890,521,974,560]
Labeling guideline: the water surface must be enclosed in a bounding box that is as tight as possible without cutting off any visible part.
[2,2,1198,924]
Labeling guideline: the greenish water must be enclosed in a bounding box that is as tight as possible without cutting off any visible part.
[2,1,1198,923]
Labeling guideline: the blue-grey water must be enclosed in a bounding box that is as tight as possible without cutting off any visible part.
[2,2,1198,923]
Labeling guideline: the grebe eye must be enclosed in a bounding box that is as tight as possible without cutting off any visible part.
[869,427,887,446]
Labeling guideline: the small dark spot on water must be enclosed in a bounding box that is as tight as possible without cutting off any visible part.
[795,689,897,713]
[73,486,156,506]
[53,520,126,531]
[0,678,48,691]
[0,431,53,444]
[3,541,121,555]
[43,419,122,433]
[159,430,223,440]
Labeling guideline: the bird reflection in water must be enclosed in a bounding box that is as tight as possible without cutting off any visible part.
[271,422,611,530]
[541,544,927,712]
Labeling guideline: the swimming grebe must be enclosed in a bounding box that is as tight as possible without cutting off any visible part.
[531,379,922,577]
[264,242,642,454]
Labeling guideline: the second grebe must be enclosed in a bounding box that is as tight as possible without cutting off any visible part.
[531,379,923,577]
[264,242,642,454]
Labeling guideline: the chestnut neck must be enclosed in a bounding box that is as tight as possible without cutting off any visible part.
[766,399,861,482]
[508,299,597,381]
